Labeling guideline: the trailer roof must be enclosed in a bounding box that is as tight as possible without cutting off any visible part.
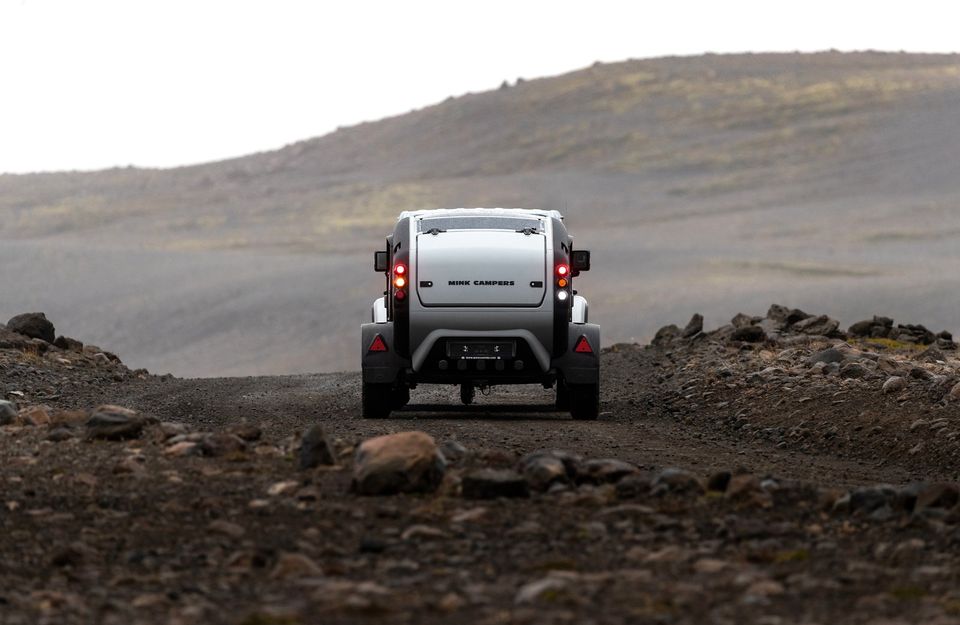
[398,207,563,221]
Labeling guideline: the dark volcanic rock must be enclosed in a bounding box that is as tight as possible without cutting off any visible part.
[731,313,754,329]
[298,425,335,470]
[6,313,56,343]
[520,454,568,491]
[651,468,705,495]
[732,325,766,343]
[808,348,846,365]
[579,458,639,484]
[85,405,146,440]
[353,431,446,495]
[792,315,840,337]
[53,336,84,352]
[840,362,869,379]
[652,324,680,346]
[200,433,248,457]
[0,400,17,425]
[682,314,704,338]
[462,468,529,499]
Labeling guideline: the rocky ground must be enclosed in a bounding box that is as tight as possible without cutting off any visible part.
[3,309,960,624]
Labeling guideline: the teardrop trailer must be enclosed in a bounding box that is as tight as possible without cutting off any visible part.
[360,208,599,419]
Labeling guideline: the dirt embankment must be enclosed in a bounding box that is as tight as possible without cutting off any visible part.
[3,308,960,624]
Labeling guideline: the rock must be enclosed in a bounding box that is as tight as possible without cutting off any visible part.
[792,315,840,336]
[949,383,960,402]
[882,376,907,394]
[731,313,754,329]
[0,399,17,425]
[767,305,811,326]
[515,576,569,604]
[578,458,639,484]
[298,425,335,470]
[520,454,569,491]
[462,468,529,499]
[732,325,766,343]
[19,405,52,426]
[352,431,446,495]
[438,439,468,463]
[848,320,875,337]
[200,433,248,457]
[270,552,323,579]
[53,336,83,352]
[844,485,899,515]
[614,473,652,498]
[6,312,55,343]
[652,324,680,346]
[807,348,846,365]
[839,362,869,379]
[910,367,934,381]
[208,519,246,539]
[164,441,200,457]
[651,468,705,496]
[0,325,31,349]
[227,422,262,442]
[86,405,145,440]
[158,422,187,439]
[46,427,75,442]
[725,474,772,508]
[706,471,732,492]
[914,483,959,512]
[682,313,704,338]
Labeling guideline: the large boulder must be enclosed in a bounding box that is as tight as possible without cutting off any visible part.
[6,313,56,343]
[352,431,446,495]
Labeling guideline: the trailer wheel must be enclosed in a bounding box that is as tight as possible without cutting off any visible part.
[555,382,570,410]
[569,384,599,420]
[362,382,393,419]
[392,386,410,410]
[460,383,475,406]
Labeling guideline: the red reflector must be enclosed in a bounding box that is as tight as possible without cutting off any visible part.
[574,335,593,353]
[369,335,388,352]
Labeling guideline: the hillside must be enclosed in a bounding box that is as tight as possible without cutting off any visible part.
[2,51,959,376]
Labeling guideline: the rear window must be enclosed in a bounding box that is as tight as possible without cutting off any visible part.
[417,216,543,232]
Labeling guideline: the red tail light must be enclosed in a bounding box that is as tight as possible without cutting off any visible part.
[556,264,569,277]
[394,263,406,276]
[369,334,388,352]
[574,335,593,353]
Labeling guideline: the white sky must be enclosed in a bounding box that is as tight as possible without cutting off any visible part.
[1,0,958,174]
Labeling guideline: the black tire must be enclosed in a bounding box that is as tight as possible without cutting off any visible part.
[569,384,599,420]
[460,383,475,406]
[362,382,393,419]
[555,382,570,410]
[392,386,410,410]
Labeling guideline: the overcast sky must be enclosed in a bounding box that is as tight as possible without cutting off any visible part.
[1,0,958,174]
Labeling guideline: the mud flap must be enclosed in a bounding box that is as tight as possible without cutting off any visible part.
[552,323,600,385]
[361,323,405,384]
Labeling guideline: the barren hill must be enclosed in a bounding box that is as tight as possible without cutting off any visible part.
[2,51,959,376]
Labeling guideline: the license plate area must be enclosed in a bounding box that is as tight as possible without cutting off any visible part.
[446,340,516,360]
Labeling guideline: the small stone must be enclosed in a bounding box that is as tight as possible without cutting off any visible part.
[882,376,907,394]
[462,468,529,499]
[520,454,568,491]
[707,471,732,492]
[652,324,680,346]
[270,553,323,579]
[352,431,446,496]
[158,422,187,439]
[949,383,960,402]
[651,468,705,495]
[400,524,446,540]
[53,336,84,352]
[579,458,639,484]
[0,399,17,425]
[745,580,785,597]
[267,480,299,496]
[792,315,840,337]
[208,519,246,538]
[438,439,468,463]
[515,577,569,604]
[298,424,335,470]
[164,441,200,457]
[914,483,959,512]
[693,558,729,574]
[840,362,869,379]
[19,405,51,426]
[46,427,75,442]
[86,405,145,440]
[199,433,247,457]
[227,422,262,442]
[731,313,754,328]
[807,348,846,365]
